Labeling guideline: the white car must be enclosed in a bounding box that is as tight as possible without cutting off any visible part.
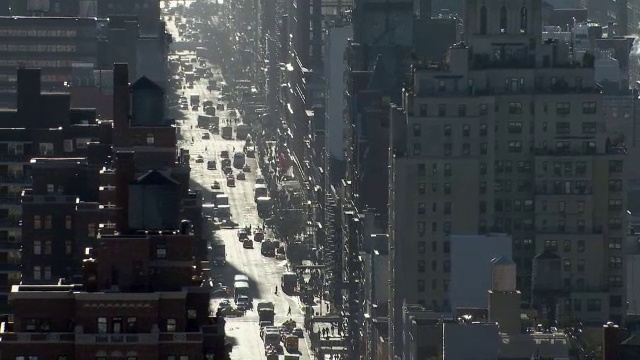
[255,178,266,185]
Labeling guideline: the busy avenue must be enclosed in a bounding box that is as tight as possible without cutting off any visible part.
[162,2,314,359]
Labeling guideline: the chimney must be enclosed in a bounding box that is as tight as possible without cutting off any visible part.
[113,63,130,147]
[115,151,135,233]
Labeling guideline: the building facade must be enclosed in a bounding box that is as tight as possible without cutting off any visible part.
[389,0,627,355]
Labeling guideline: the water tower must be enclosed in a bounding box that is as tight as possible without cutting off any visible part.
[488,256,521,334]
[531,250,564,326]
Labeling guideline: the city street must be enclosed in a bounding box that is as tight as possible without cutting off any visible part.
[162,3,314,359]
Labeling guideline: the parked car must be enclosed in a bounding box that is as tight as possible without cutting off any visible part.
[243,164,251,172]
[243,239,254,249]
[211,181,220,189]
[237,172,246,180]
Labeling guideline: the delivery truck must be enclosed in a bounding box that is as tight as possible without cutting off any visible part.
[257,302,275,326]
[211,239,226,266]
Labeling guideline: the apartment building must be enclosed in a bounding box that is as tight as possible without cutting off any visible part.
[0,17,99,105]
[388,0,626,355]
[0,230,225,360]
[0,67,107,311]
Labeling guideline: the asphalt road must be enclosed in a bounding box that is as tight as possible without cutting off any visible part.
[163,4,314,360]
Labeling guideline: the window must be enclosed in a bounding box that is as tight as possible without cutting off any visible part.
[556,102,570,115]
[444,143,452,156]
[556,122,570,134]
[520,7,528,33]
[444,183,451,194]
[418,242,425,253]
[33,240,42,255]
[499,6,507,33]
[508,102,523,114]
[34,215,41,229]
[112,317,123,333]
[44,215,52,229]
[443,124,451,136]
[578,240,585,252]
[418,163,426,177]
[443,260,451,272]
[146,134,155,145]
[438,104,446,116]
[609,180,622,191]
[558,201,566,213]
[479,123,487,136]
[609,199,623,211]
[444,202,452,215]
[508,141,522,153]
[65,240,72,255]
[63,139,74,152]
[479,163,487,175]
[508,122,522,134]
[582,122,597,134]
[33,266,41,280]
[582,101,597,114]
[480,143,487,154]
[47,184,55,193]
[544,240,558,251]
[438,80,446,92]
[563,240,571,252]
[88,223,96,237]
[609,160,623,173]
[98,317,108,333]
[413,124,421,137]
[587,299,601,312]
[563,259,571,271]
[417,260,425,273]
[459,105,467,117]
[417,280,425,292]
[418,183,426,195]
[65,215,72,229]
[44,240,52,255]
[444,163,452,177]
[39,143,54,155]
[156,245,167,258]
[462,124,470,137]
[419,104,427,116]
[577,260,585,272]
[480,6,488,34]
[608,218,622,230]
[166,318,177,332]
[417,221,426,236]
[576,162,586,174]
[127,317,137,332]
[413,143,421,155]
[609,238,622,249]
[44,266,51,280]
[443,221,451,234]
[609,256,623,269]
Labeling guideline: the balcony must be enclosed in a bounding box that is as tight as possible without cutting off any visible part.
[75,333,160,344]
[0,154,29,163]
[0,332,74,342]
[159,332,204,342]
[0,197,21,205]
[0,175,31,184]
[0,217,20,228]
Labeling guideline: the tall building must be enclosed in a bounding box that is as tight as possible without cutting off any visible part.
[389,0,626,355]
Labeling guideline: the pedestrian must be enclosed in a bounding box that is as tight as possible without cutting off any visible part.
[331,324,335,334]
[288,306,292,315]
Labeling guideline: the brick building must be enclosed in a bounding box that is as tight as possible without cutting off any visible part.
[0,67,107,311]
[0,230,225,360]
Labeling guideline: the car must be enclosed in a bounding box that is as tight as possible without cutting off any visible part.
[236,172,246,180]
[254,231,264,242]
[220,150,229,158]
[223,166,233,175]
[292,328,304,337]
[211,181,221,189]
[238,229,248,240]
[242,164,251,172]
[202,132,210,139]
[243,239,254,249]
[227,176,235,187]
[217,103,225,111]
[255,178,266,185]
[181,104,189,110]
[195,155,204,163]
[228,110,237,118]
[207,160,217,170]
[192,105,199,111]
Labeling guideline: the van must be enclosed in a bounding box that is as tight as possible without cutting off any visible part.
[254,184,268,201]
[234,274,249,283]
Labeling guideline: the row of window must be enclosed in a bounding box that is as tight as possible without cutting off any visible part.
[0,44,77,52]
[566,298,606,312]
[0,59,76,68]
[415,101,598,118]
[33,240,72,256]
[0,29,77,37]
[0,74,68,83]
[33,215,72,230]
